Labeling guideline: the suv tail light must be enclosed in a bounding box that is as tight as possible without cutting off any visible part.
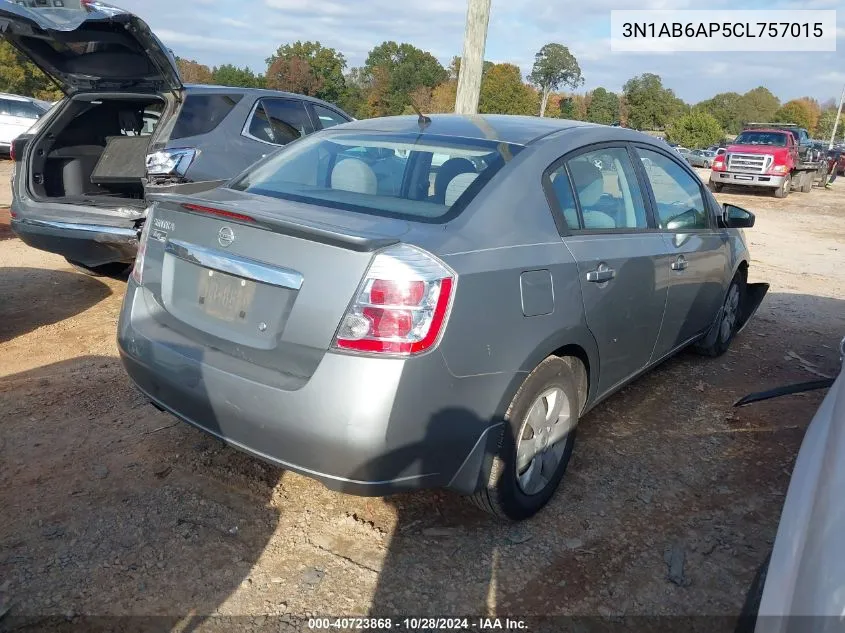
[130,207,154,284]
[146,148,198,177]
[333,244,456,356]
[10,137,27,162]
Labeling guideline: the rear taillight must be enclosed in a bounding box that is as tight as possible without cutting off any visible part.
[333,244,456,356]
[130,207,154,284]
[10,137,26,162]
[146,148,198,178]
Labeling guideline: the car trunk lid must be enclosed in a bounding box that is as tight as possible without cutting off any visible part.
[0,2,182,95]
[136,189,408,382]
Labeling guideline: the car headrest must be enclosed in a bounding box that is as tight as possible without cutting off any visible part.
[434,158,476,202]
[568,161,604,207]
[118,109,143,135]
[445,172,478,207]
[330,158,377,195]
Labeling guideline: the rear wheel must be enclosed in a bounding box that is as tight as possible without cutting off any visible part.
[773,177,790,198]
[800,171,813,193]
[470,356,582,521]
[65,258,131,279]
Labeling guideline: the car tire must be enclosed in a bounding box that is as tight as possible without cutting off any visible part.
[710,182,723,193]
[773,177,790,198]
[734,551,771,633]
[704,160,711,169]
[66,258,131,279]
[470,356,583,521]
[695,273,746,358]
[800,171,813,193]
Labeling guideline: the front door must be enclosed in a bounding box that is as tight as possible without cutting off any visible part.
[548,145,669,396]
[634,146,730,359]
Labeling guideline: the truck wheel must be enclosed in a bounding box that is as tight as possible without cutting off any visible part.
[800,172,813,193]
[710,182,723,193]
[773,177,790,198]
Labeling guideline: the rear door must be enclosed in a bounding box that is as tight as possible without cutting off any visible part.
[634,145,729,358]
[547,144,670,396]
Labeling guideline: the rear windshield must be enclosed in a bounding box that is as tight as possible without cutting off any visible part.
[229,132,522,221]
[734,131,788,147]
[171,94,244,140]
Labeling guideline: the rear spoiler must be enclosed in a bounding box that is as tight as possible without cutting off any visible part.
[145,191,400,253]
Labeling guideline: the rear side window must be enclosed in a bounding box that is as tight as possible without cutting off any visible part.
[312,104,349,130]
[548,147,648,231]
[11,100,43,119]
[230,132,521,222]
[170,93,243,140]
[245,98,315,146]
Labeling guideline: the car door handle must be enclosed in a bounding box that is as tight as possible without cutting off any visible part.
[671,256,688,271]
[586,265,616,283]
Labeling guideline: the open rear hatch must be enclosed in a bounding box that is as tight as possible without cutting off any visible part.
[134,188,410,386]
[0,1,182,95]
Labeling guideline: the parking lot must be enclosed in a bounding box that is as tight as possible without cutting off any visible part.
[1,157,844,627]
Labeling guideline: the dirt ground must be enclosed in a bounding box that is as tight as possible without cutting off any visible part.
[1,157,844,631]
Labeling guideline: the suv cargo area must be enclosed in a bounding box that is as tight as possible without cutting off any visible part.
[26,94,165,208]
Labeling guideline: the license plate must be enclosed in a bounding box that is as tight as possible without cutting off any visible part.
[197,269,256,322]
[734,175,754,181]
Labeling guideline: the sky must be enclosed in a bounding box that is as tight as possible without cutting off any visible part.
[114,0,845,105]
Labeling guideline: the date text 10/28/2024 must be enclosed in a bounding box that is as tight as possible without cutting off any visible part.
[308,618,528,630]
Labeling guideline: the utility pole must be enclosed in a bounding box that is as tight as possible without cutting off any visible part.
[454,0,492,115]
[829,83,845,150]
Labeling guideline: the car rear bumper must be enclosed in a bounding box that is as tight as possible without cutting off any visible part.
[710,172,787,188]
[117,281,510,496]
[11,215,139,266]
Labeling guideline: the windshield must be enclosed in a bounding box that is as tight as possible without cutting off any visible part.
[734,131,788,147]
[229,131,522,221]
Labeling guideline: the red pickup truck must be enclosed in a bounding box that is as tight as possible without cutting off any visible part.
[709,126,826,198]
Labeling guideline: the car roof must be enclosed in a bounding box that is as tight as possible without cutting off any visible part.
[182,84,345,108]
[0,92,37,102]
[329,114,591,145]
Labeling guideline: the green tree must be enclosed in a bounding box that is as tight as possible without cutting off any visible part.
[736,86,780,126]
[528,43,583,117]
[622,73,687,130]
[449,56,493,82]
[0,40,63,100]
[666,110,724,148]
[362,41,448,116]
[774,100,814,130]
[816,108,843,143]
[586,87,619,125]
[266,41,347,103]
[558,96,578,120]
[696,91,743,134]
[479,63,537,116]
[211,64,263,88]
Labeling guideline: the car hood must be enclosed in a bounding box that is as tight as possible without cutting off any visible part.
[0,1,181,94]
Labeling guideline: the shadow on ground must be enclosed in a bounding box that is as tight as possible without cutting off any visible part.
[0,268,112,343]
[0,356,285,631]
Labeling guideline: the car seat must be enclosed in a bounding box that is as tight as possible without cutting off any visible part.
[433,158,476,204]
[330,158,378,195]
[567,162,616,229]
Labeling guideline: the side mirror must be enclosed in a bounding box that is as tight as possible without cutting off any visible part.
[723,203,755,229]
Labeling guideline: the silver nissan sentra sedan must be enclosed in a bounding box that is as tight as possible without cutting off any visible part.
[118,114,768,520]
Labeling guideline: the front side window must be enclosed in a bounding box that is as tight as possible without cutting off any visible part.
[548,147,649,231]
[230,132,521,221]
[247,98,315,146]
[637,148,708,230]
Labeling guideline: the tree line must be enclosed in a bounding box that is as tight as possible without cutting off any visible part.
[2,38,841,150]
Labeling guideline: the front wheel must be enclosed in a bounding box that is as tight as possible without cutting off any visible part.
[696,274,746,357]
[470,356,583,521]
[710,181,724,193]
[773,177,791,198]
